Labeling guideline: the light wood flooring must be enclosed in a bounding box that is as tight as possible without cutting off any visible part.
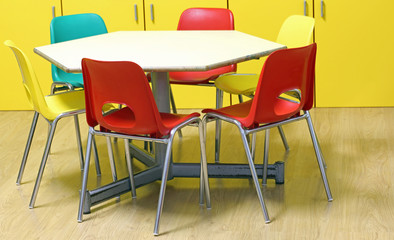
[0,108,393,239]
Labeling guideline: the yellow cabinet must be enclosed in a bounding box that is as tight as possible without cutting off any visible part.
[0,0,61,110]
[62,0,145,31]
[314,0,394,107]
[145,0,228,30]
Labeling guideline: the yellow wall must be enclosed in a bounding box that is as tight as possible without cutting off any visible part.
[2,0,394,109]
[0,0,61,110]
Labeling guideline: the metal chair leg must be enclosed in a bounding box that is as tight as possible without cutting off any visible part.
[215,88,224,163]
[74,115,84,170]
[238,94,243,103]
[250,132,257,162]
[17,111,39,185]
[263,129,270,185]
[277,126,290,151]
[106,137,118,182]
[305,111,333,201]
[169,87,182,138]
[29,120,58,208]
[153,135,175,236]
[239,127,270,223]
[124,139,136,198]
[78,131,94,222]
[198,120,211,208]
[92,136,101,176]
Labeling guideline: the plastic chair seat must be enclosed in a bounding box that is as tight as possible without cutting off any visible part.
[169,65,235,84]
[215,74,258,96]
[54,72,84,88]
[203,98,300,128]
[44,90,85,120]
[102,107,199,136]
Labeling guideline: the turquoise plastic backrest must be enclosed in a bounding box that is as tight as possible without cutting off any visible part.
[50,13,108,87]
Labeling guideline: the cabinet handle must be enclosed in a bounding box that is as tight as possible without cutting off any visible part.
[304,0,307,16]
[52,6,56,18]
[134,4,138,21]
[150,4,154,21]
[321,0,324,17]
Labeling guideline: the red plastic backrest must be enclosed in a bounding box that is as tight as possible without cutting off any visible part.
[82,59,165,136]
[177,8,234,30]
[176,8,236,74]
[245,44,317,126]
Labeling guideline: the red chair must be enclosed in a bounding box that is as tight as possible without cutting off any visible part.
[169,8,236,86]
[202,44,332,223]
[78,59,211,236]
[169,7,236,162]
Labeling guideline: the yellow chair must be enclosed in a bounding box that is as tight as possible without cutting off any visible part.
[215,15,315,101]
[4,40,99,208]
[214,15,315,165]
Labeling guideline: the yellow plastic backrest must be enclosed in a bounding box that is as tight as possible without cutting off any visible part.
[276,15,315,48]
[4,40,48,114]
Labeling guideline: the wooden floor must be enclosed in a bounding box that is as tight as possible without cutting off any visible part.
[0,108,393,239]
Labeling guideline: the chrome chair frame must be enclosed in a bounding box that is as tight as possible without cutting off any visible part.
[202,109,333,223]
[215,77,290,164]
[27,107,100,208]
[77,116,211,236]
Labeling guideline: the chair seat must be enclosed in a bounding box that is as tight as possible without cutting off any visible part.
[56,71,84,88]
[102,107,200,137]
[203,98,300,128]
[169,65,235,84]
[215,74,259,96]
[44,90,85,120]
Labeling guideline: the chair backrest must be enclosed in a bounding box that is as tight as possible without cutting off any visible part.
[173,8,236,78]
[50,13,108,86]
[276,15,315,48]
[82,59,168,137]
[4,40,48,114]
[178,8,234,30]
[243,44,317,127]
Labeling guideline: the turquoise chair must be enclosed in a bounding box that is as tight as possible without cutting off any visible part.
[50,13,108,92]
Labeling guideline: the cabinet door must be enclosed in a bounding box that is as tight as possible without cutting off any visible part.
[0,0,61,110]
[145,0,227,30]
[314,0,394,107]
[229,0,313,74]
[62,0,145,31]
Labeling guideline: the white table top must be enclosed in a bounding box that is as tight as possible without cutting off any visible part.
[34,30,286,73]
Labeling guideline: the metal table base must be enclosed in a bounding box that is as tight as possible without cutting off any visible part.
[82,157,284,214]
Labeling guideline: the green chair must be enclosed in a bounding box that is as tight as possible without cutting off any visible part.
[50,13,108,92]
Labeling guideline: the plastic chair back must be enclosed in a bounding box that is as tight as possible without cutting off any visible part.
[50,13,108,87]
[170,8,236,83]
[4,40,48,114]
[276,15,315,48]
[247,44,317,126]
[82,59,168,136]
[178,8,234,30]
